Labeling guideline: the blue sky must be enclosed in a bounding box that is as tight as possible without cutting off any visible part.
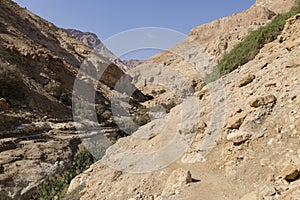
[13,0,255,59]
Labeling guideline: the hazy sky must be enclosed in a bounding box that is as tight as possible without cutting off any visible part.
[13,0,256,59]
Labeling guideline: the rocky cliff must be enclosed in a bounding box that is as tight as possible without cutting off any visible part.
[140,0,295,91]
[0,0,146,199]
[68,0,300,199]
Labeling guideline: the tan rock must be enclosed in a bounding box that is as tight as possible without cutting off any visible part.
[227,113,246,129]
[227,131,253,145]
[249,95,276,108]
[259,185,276,197]
[263,95,277,105]
[250,97,265,108]
[238,74,256,87]
[162,169,192,197]
[281,164,300,181]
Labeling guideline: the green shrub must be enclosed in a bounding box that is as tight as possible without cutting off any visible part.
[44,80,62,99]
[31,146,96,200]
[0,62,24,99]
[161,101,177,113]
[206,1,300,82]
[151,90,157,95]
[132,106,151,126]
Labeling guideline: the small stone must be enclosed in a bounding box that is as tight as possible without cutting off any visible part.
[236,108,242,113]
[227,114,246,129]
[289,124,296,130]
[263,95,277,105]
[267,174,275,182]
[136,193,142,199]
[281,164,300,181]
[149,195,154,200]
[227,131,252,145]
[291,155,300,169]
[260,158,270,167]
[238,74,256,87]
[288,149,294,153]
[267,138,275,146]
[259,185,276,197]
[265,82,276,87]
[84,168,93,174]
[250,97,265,108]
[249,95,277,108]
[276,134,283,140]
[275,184,289,193]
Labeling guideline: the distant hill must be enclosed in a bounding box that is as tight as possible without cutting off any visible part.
[63,28,144,70]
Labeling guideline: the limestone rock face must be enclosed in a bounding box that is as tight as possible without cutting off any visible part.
[256,0,296,13]
[138,0,295,98]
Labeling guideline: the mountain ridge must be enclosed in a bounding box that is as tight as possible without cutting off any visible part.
[63,28,145,70]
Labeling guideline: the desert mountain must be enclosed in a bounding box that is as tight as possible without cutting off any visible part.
[62,29,102,49]
[121,59,145,69]
[68,0,300,199]
[0,0,147,199]
[63,28,144,70]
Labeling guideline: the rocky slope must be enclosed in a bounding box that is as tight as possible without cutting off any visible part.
[68,1,300,200]
[0,0,147,199]
[140,0,295,91]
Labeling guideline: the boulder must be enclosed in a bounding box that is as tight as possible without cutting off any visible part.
[162,169,193,197]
